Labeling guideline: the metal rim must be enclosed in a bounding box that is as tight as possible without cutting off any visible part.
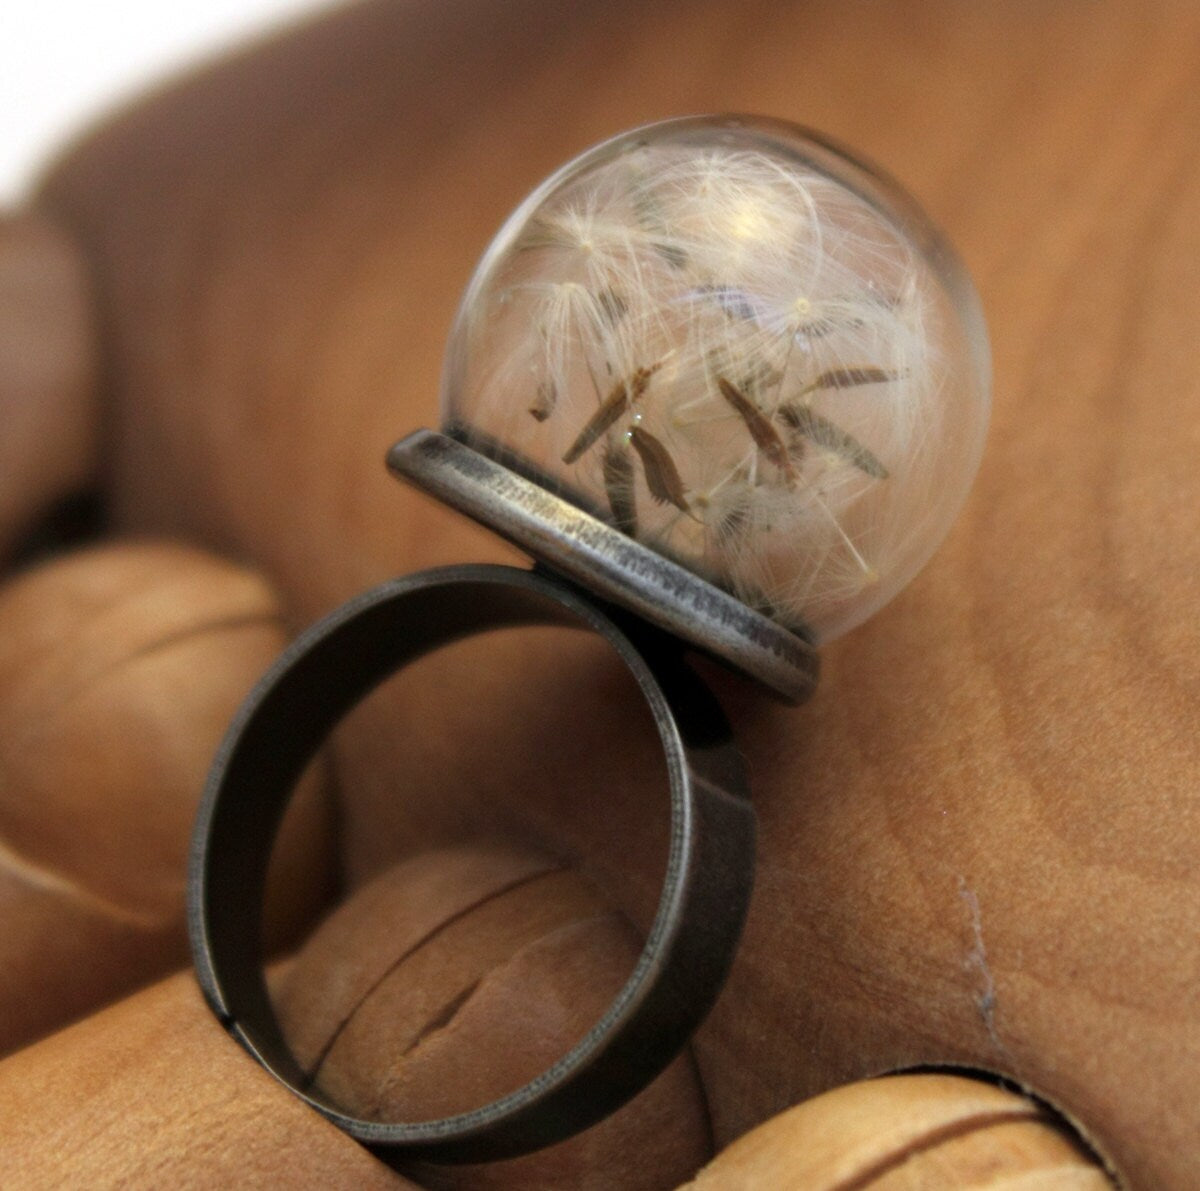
[387,429,818,704]
[187,563,755,1164]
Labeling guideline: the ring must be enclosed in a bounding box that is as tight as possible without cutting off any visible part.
[189,112,991,1168]
[187,563,755,1165]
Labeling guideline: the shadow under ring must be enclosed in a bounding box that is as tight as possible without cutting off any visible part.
[187,563,755,1165]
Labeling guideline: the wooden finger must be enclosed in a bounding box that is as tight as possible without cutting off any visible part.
[274,842,711,1190]
[0,540,334,1054]
[0,969,411,1190]
[681,1073,1111,1189]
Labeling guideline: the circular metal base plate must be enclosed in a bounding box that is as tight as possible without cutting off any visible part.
[387,429,818,703]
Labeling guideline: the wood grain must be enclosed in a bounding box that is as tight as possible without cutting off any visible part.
[22,0,1200,1186]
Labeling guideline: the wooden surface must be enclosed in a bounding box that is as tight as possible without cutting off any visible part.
[1,0,1195,1185]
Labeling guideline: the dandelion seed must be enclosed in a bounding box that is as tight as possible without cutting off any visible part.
[716,376,796,487]
[562,360,665,464]
[562,380,629,464]
[602,442,638,534]
[628,426,689,511]
[780,404,889,479]
[805,366,901,394]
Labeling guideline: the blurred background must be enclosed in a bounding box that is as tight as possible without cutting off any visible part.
[1,0,318,201]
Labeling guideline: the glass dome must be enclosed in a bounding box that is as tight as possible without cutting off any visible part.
[441,116,990,642]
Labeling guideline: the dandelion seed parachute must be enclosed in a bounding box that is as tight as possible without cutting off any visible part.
[441,116,990,642]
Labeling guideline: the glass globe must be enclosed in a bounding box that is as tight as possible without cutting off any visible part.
[441,116,990,642]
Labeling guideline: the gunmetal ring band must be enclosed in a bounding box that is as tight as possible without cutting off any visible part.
[187,563,755,1165]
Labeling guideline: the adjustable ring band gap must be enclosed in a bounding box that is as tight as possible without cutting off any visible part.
[187,564,755,1165]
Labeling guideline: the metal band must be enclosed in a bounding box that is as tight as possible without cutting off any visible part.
[387,430,819,704]
[187,564,755,1165]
